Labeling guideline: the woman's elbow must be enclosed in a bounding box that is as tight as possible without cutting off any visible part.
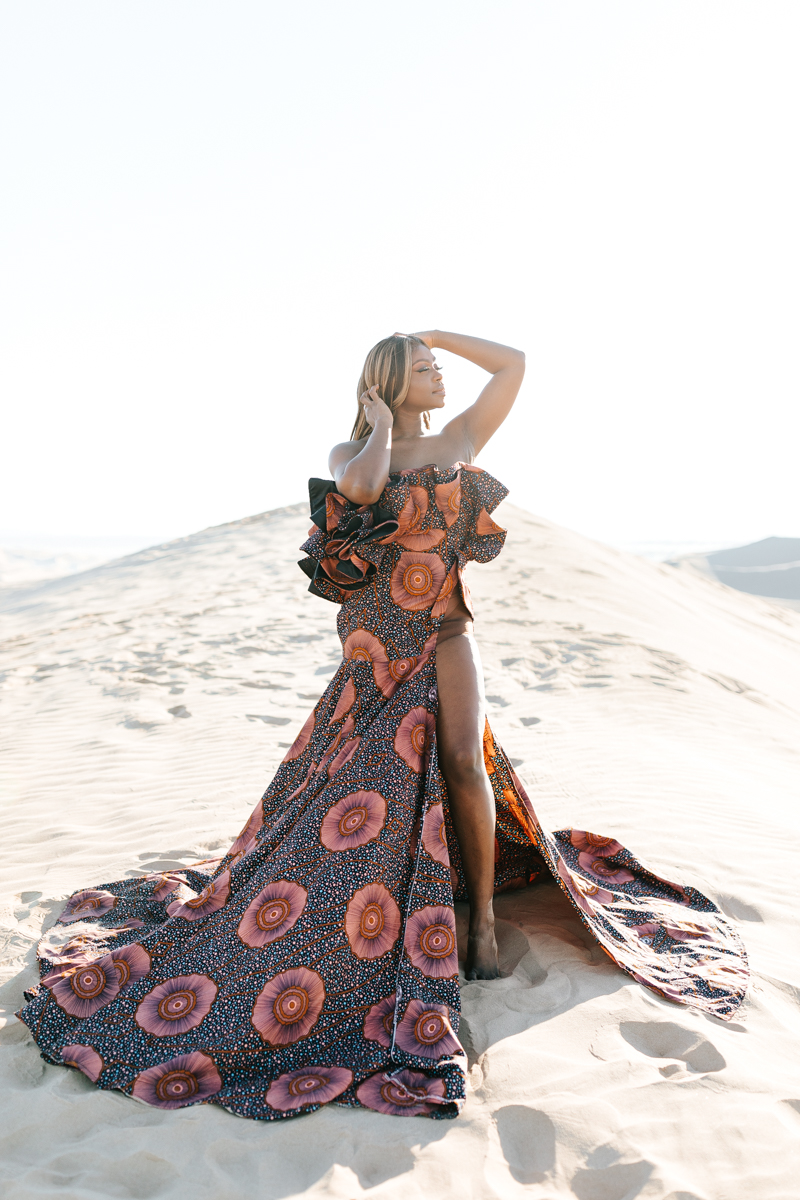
[336,477,382,507]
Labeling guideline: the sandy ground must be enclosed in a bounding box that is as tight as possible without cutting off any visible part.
[2,501,800,1200]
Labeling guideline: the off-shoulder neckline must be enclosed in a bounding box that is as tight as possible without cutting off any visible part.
[390,461,476,478]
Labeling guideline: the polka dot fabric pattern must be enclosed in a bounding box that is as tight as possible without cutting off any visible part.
[17,465,748,1122]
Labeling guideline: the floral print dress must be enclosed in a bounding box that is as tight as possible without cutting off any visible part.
[17,464,749,1120]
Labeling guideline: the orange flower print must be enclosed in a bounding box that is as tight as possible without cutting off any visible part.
[227,802,264,858]
[434,475,462,526]
[394,707,435,773]
[421,804,449,866]
[343,630,393,694]
[325,735,361,777]
[403,905,458,979]
[320,790,387,851]
[135,973,218,1037]
[330,678,356,722]
[431,563,457,617]
[475,507,505,536]
[61,1044,103,1082]
[569,831,622,857]
[363,993,397,1047]
[252,967,325,1046]
[356,1068,447,1116]
[345,883,401,960]
[282,710,315,763]
[388,488,444,551]
[266,1064,353,1112]
[325,492,348,530]
[238,881,308,948]
[390,552,446,612]
[58,889,115,924]
[132,1052,221,1109]
[167,871,231,922]
[395,999,462,1059]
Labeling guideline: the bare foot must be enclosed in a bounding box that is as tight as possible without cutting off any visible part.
[465,922,500,980]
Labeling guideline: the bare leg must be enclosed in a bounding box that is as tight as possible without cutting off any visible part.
[436,628,500,980]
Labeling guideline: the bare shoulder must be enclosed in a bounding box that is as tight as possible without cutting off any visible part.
[328,439,366,476]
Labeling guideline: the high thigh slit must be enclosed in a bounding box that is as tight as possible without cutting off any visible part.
[17,463,749,1121]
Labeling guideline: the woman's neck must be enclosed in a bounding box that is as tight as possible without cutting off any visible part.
[391,408,428,443]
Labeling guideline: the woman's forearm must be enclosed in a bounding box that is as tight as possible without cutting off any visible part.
[333,418,393,506]
[430,330,525,374]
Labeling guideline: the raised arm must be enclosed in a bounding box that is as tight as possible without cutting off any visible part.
[416,330,525,456]
[328,386,393,506]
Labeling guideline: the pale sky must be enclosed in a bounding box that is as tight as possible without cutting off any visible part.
[1,1,798,552]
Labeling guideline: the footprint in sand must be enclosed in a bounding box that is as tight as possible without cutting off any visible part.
[619,1021,726,1076]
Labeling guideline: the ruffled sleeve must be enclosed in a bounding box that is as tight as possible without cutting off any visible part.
[457,465,509,565]
[298,478,400,604]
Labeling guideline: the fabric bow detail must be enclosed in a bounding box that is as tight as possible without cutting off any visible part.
[298,478,399,602]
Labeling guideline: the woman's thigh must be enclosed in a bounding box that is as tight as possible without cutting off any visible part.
[435,632,486,770]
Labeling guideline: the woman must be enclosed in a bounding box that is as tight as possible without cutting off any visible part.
[329,329,526,981]
[18,331,748,1122]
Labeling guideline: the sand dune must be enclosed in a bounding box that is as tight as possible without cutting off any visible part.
[2,502,800,1199]
[669,536,800,612]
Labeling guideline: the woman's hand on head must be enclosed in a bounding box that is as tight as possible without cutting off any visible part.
[409,330,437,349]
[360,385,393,430]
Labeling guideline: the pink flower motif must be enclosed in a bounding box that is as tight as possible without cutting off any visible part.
[345,884,401,960]
[325,491,348,530]
[252,967,325,1046]
[135,973,218,1036]
[394,707,435,773]
[58,890,116,924]
[431,564,458,618]
[146,872,186,901]
[325,735,361,777]
[577,852,635,885]
[363,993,397,1047]
[407,634,437,681]
[331,678,356,722]
[421,804,449,866]
[395,1000,462,1059]
[61,1044,103,1082]
[387,488,445,551]
[662,919,713,942]
[556,859,614,915]
[434,475,462,527]
[475,507,505,536]
[286,759,317,803]
[39,933,99,968]
[344,630,393,696]
[124,918,145,929]
[266,1064,353,1112]
[631,923,663,942]
[282,710,316,762]
[229,837,258,867]
[50,959,121,1018]
[132,1051,221,1109]
[356,1068,447,1116]
[403,906,458,979]
[228,803,264,858]
[390,552,447,612]
[569,831,623,857]
[320,790,387,851]
[109,944,151,991]
[238,880,308,948]
[167,870,231,922]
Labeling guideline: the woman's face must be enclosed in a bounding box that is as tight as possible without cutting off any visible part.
[402,345,445,415]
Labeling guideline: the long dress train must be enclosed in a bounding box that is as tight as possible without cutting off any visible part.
[17,465,748,1119]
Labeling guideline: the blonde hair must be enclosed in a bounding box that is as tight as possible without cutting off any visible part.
[350,333,430,441]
